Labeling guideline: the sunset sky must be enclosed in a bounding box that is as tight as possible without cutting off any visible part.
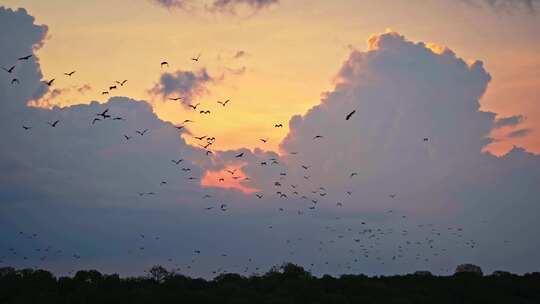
[1,0,540,277]
[2,0,539,153]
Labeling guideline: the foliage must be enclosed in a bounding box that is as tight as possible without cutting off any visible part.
[1,265,539,303]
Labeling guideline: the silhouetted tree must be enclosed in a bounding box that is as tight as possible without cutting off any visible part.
[1,263,539,303]
[147,265,170,283]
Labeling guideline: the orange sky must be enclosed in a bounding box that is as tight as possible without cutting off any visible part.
[201,165,258,193]
[2,0,539,155]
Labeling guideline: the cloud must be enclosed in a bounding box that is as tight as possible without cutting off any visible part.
[0,7,286,277]
[233,50,247,59]
[494,115,525,128]
[209,0,278,12]
[148,69,214,104]
[235,31,540,273]
[77,84,92,94]
[28,84,95,108]
[150,0,277,13]
[507,128,532,138]
[3,6,540,277]
[0,7,48,112]
[226,66,247,76]
[463,0,539,14]
[149,0,190,9]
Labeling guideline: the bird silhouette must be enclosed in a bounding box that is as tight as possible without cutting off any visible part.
[255,194,263,199]
[191,54,201,62]
[194,135,207,140]
[199,110,211,114]
[116,80,128,86]
[2,65,15,73]
[64,71,76,76]
[199,142,212,149]
[97,109,110,119]
[171,159,183,165]
[235,152,244,158]
[217,99,230,107]
[423,137,429,142]
[161,61,169,68]
[350,172,358,178]
[260,138,268,143]
[101,91,109,95]
[169,97,183,101]
[11,78,19,85]
[183,119,194,124]
[48,120,60,127]
[44,79,55,86]
[22,125,32,130]
[389,194,397,198]
[92,118,101,125]
[124,135,131,140]
[18,55,33,60]
[346,110,356,120]
[109,85,117,90]
[274,124,283,128]
[189,103,200,110]
[313,135,323,139]
[136,129,149,136]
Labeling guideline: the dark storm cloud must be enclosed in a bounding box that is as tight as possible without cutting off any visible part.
[494,115,525,128]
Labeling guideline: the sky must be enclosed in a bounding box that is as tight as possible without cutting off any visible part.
[1,0,539,278]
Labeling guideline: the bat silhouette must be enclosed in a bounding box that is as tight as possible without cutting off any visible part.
[346,110,356,120]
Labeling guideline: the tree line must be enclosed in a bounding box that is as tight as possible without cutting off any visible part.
[1,263,539,303]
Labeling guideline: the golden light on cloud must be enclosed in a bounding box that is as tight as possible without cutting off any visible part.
[201,166,258,194]
[425,42,448,55]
